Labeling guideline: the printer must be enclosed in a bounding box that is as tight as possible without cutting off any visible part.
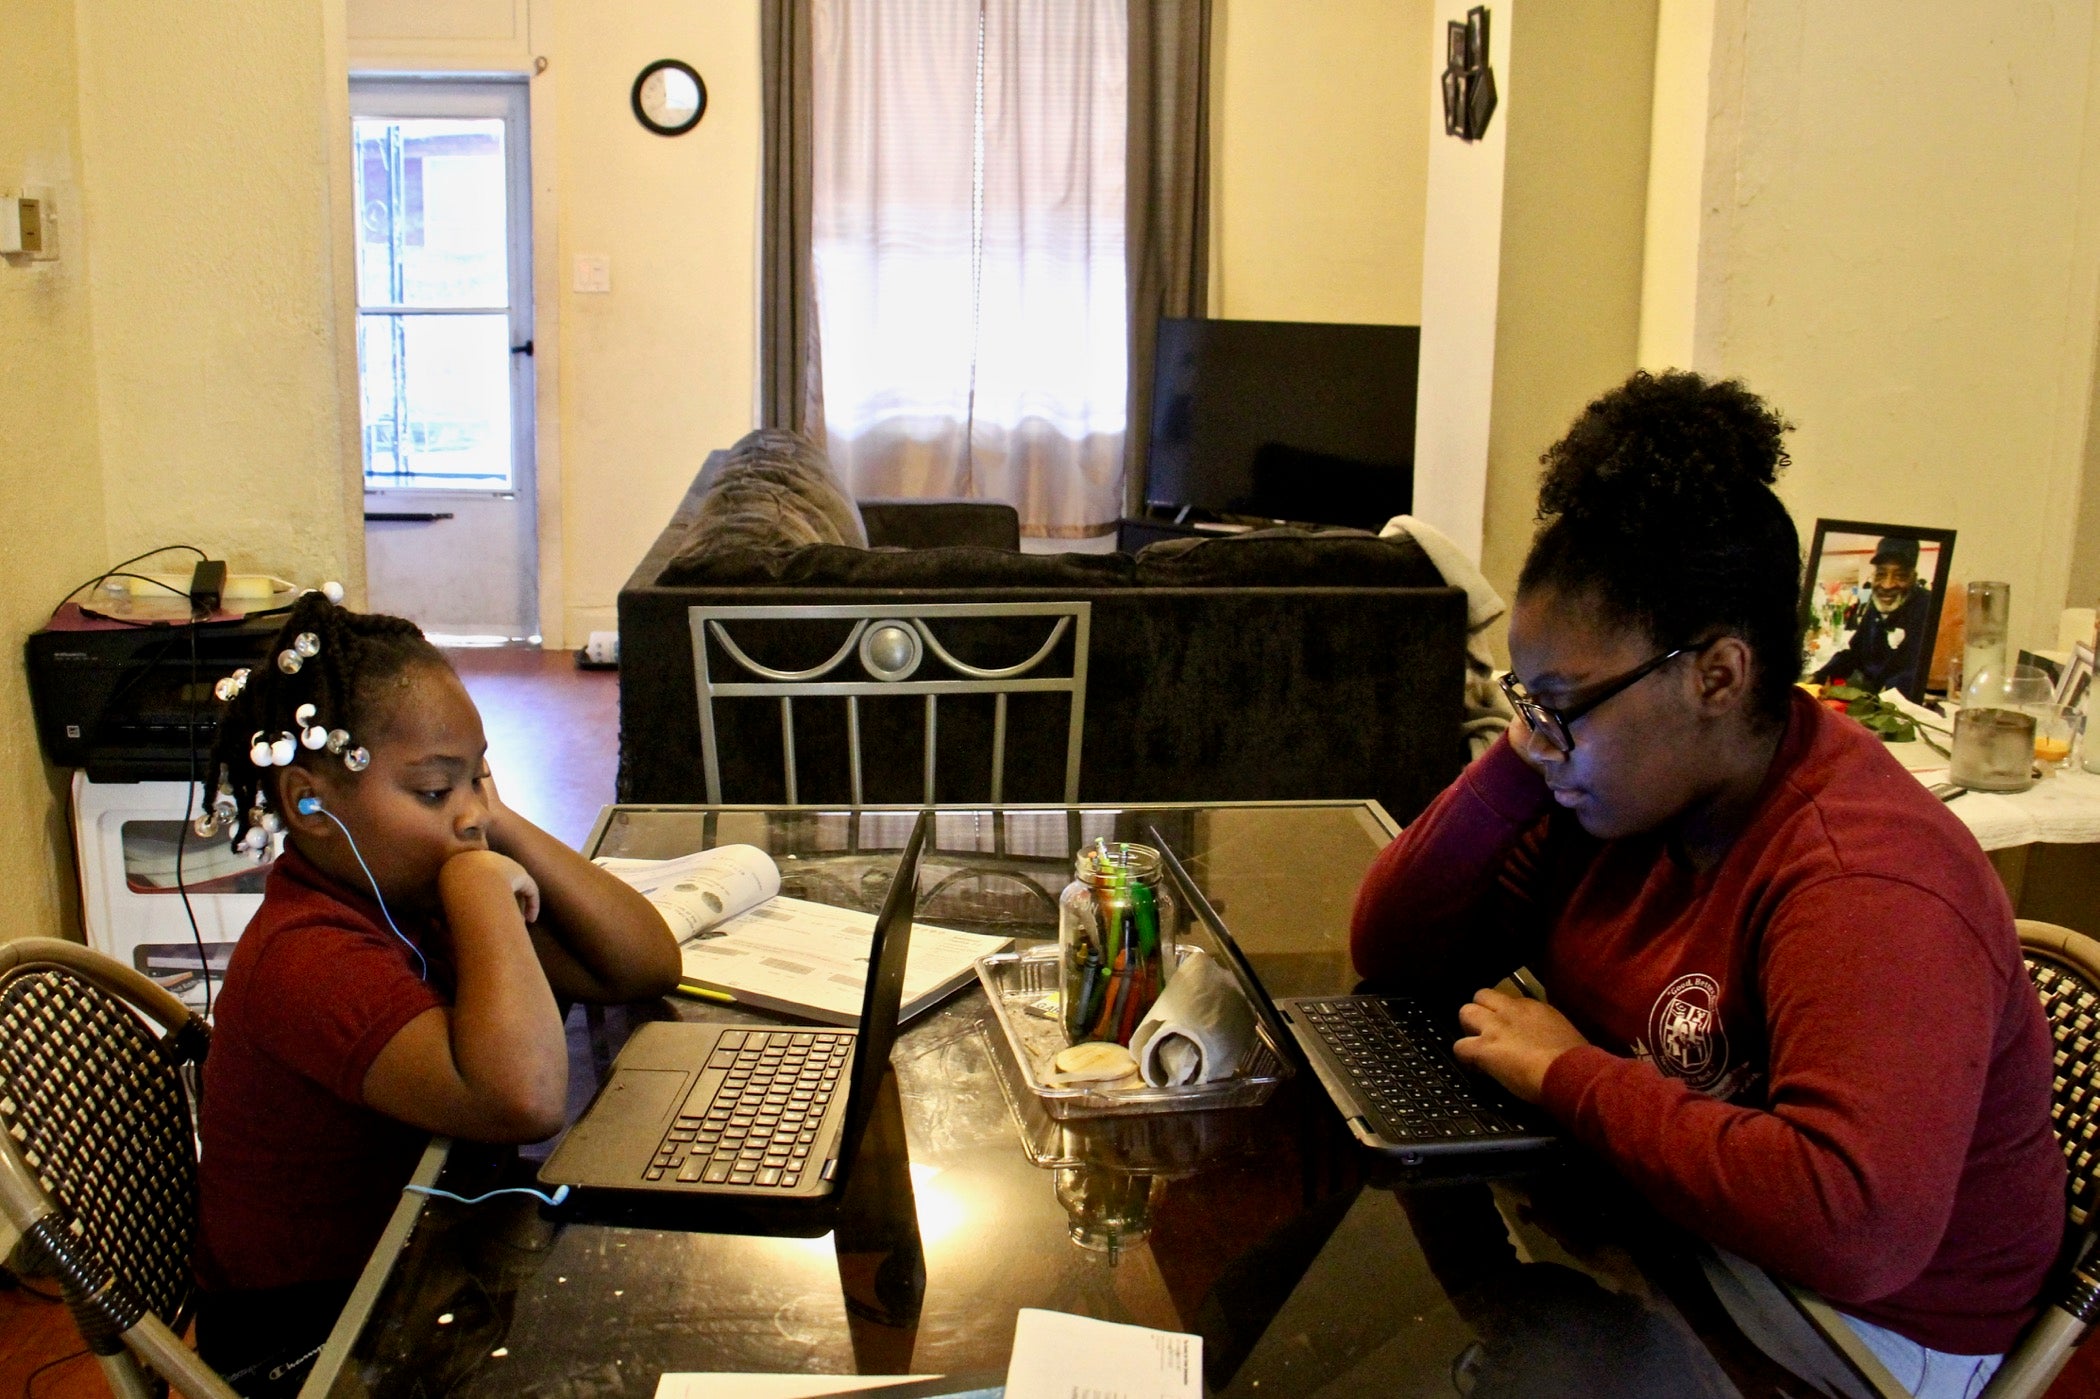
[27,604,281,782]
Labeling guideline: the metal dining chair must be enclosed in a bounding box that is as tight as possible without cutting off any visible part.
[1974,920,2100,1397]
[0,937,238,1399]
[1785,919,2100,1398]
[689,600,1090,806]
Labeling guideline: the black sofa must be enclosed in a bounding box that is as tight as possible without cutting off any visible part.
[617,460,1470,824]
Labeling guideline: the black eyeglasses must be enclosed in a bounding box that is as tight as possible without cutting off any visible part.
[1499,639,1715,756]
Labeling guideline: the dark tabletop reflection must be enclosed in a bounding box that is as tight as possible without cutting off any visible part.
[322,805,1837,1397]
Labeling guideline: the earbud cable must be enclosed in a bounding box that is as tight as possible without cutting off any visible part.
[308,805,428,981]
[406,1182,569,1208]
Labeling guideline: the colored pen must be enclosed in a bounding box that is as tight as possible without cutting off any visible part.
[676,981,738,1006]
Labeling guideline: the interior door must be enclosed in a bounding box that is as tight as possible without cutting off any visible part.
[352,77,538,642]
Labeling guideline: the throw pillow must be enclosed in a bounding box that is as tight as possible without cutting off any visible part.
[667,429,868,573]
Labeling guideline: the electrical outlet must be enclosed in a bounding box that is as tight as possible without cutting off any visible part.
[1,187,56,261]
[573,254,611,293]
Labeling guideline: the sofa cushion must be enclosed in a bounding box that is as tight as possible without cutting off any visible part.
[859,498,1022,551]
[658,542,1136,589]
[666,429,868,570]
[1133,528,1445,588]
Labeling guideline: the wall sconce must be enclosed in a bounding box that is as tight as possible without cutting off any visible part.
[1441,7,1498,142]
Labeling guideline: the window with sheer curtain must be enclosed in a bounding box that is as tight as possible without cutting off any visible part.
[811,0,1129,538]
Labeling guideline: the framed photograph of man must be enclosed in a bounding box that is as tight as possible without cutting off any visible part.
[1800,519,1957,701]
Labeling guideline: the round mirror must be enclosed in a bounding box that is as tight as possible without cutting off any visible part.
[632,59,706,136]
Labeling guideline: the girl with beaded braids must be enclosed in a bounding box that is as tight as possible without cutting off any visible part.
[1351,371,2060,1393]
[190,593,678,1392]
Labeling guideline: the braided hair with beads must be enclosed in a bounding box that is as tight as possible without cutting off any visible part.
[201,592,445,853]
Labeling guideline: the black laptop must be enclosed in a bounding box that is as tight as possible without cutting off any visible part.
[1149,826,1558,1166]
[540,809,930,1204]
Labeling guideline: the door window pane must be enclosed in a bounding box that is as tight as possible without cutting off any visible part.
[354,113,517,490]
[358,313,514,485]
[354,118,509,308]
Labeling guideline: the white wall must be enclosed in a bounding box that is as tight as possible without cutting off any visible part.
[1410,0,1515,563]
[549,0,760,644]
[0,0,109,944]
[1480,0,1659,632]
[1209,0,1433,326]
[73,0,366,595]
[1686,1,2100,654]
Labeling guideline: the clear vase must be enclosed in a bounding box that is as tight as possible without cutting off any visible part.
[1961,581,2012,709]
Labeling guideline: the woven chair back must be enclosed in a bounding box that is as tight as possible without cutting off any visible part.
[2018,921,2100,1230]
[0,946,204,1328]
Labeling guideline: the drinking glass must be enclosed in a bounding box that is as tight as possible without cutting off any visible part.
[1950,707,2038,793]
[2032,704,2082,774]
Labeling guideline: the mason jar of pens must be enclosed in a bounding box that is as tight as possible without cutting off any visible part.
[1059,841,1178,1047]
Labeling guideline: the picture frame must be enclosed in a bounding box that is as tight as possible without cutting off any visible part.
[1799,518,1957,702]
[2059,641,2094,713]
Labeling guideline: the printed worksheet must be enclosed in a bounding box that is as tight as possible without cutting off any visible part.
[1002,1309,1202,1399]
[681,895,1008,1022]
[596,844,781,940]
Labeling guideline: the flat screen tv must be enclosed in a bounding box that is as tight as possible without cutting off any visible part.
[1144,317,1419,530]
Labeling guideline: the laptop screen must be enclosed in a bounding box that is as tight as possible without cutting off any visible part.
[836,808,931,1150]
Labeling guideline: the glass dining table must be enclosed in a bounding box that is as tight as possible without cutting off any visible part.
[300,801,1862,1398]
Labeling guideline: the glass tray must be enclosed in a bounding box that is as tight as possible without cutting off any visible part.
[974,943,1291,1119]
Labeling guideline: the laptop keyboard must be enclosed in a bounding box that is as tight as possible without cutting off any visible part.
[646,1028,852,1188]
[1297,997,1528,1141]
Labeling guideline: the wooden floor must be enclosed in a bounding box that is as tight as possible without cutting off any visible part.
[9,647,2100,1397]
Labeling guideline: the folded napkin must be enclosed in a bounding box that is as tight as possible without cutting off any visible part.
[1128,949,1258,1087]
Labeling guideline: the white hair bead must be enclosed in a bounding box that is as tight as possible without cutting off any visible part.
[270,733,297,766]
[321,580,345,603]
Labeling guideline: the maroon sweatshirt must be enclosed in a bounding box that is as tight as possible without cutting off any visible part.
[1351,689,2063,1354]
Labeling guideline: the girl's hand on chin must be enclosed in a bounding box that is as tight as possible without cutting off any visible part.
[443,848,542,924]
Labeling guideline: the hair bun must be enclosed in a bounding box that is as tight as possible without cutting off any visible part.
[1537,370,1790,527]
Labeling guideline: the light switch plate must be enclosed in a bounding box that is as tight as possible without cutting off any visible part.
[573,254,611,293]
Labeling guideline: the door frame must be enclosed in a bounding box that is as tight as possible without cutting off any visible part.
[350,74,540,639]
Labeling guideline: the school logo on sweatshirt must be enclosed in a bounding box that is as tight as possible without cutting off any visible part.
[1648,973,1729,1093]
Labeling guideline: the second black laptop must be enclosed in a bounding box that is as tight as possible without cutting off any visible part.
[1150,826,1558,1166]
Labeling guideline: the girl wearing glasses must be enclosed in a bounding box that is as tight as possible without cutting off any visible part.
[1350,371,2060,1397]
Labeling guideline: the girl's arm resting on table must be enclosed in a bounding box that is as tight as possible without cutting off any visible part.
[1533,876,2007,1303]
[480,774,682,1003]
[361,851,570,1142]
[1351,733,1557,985]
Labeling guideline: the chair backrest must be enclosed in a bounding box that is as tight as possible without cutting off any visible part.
[2017,920,2100,1231]
[690,600,1089,805]
[1973,921,2100,1399]
[0,938,209,1341]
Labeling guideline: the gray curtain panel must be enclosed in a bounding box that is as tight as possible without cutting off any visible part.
[760,0,826,441]
[1125,0,1213,518]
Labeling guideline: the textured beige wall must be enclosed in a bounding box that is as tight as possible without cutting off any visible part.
[0,0,107,944]
[73,0,364,594]
[1209,0,1433,325]
[1693,1,2100,656]
[1479,0,1660,653]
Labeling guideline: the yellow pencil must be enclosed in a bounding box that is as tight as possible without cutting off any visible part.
[675,981,737,1006]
